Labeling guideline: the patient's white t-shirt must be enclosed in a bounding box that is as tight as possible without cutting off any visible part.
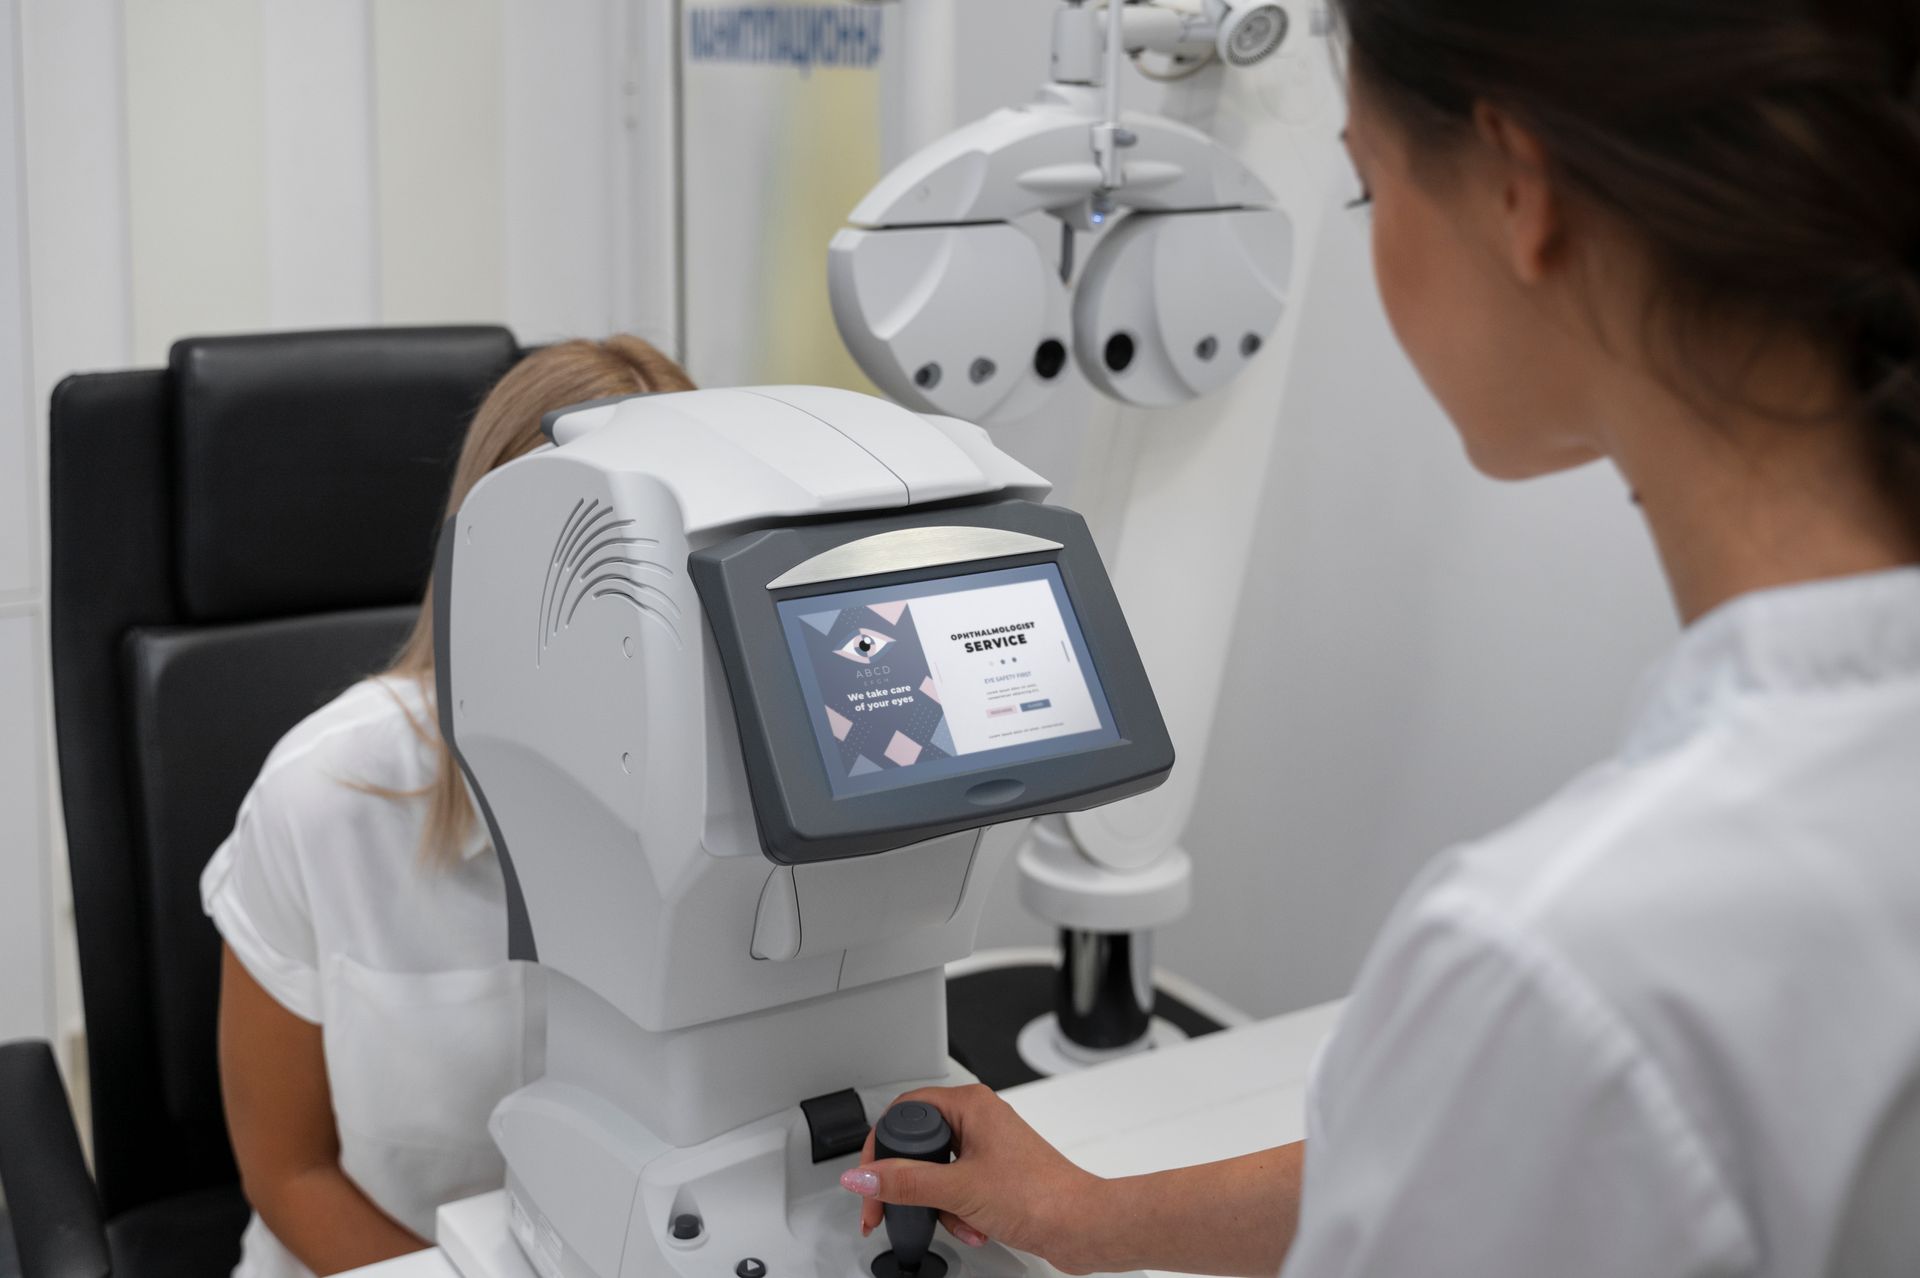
[201,677,533,1278]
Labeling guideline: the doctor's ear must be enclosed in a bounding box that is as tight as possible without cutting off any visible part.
[1470,102,1564,288]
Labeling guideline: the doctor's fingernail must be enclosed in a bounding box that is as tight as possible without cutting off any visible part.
[955,1225,988,1247]
[841,1168,881,1196]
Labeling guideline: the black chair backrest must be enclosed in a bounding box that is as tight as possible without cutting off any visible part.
[49,326,523,1217]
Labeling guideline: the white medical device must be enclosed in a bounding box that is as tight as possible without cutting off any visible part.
[436,387,1172,1278]
[831,0,1322,1072]
[828,0,1295,418]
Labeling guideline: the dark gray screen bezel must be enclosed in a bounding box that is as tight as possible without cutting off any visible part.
[690,500,1175,865]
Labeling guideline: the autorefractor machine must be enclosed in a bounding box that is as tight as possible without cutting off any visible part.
[434,386,1175,1278]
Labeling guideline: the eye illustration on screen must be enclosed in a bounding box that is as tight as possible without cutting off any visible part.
[833,628,896,663]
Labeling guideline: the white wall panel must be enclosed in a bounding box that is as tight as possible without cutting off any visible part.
[124,0,269,363]
[501,0,617,344]
[0,0,34,603]
[679,0,892,390]
[0,0,49,1048]
[373,0,506,325]
[20,0,131,396]
[623,0,679,351]
[261,0,378,328]
[0,613,49,1041]
[1163,203,1675,1017]
[18,0,133,1056]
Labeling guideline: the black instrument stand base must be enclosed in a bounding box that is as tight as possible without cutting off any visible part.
[872,1251,948,1278]
[946,962,1228,1091]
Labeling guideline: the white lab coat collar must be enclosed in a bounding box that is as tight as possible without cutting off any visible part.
[1624,566,1920,761]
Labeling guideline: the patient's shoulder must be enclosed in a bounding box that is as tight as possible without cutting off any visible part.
[247,677,438,819]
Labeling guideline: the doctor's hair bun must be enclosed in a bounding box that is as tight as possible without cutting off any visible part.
[1334,0,1920,526]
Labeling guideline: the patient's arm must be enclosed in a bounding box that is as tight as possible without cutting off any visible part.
[217,945,429,1275]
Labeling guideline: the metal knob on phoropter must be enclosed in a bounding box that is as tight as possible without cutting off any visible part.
[871,1101,955,1278]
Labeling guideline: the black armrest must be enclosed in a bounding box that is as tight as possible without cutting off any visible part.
[0,1040,111,1278]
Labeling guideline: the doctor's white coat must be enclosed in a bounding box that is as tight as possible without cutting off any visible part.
[1284,567,1920,1278]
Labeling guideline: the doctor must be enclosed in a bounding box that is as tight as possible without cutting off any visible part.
[842,1,1920,1275]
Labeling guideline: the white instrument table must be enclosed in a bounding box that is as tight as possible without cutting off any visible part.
[349,1002,1341,1278]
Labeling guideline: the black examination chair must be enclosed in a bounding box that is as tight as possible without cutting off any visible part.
[0,326,526,1278]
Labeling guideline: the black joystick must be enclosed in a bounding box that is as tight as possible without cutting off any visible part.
[870,1101,954,1278]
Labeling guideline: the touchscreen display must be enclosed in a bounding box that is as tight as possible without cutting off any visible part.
[776,563,1119,797]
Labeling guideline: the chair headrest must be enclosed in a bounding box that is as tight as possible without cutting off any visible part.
[171,327,521,621]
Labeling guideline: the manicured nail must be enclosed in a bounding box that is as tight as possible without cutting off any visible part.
[955,1225,988,1248]
[841,1168,881,1197]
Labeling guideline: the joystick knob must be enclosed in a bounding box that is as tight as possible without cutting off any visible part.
[872,1101,954,1278]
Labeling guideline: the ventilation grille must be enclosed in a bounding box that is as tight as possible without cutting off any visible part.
[537,499,682,662]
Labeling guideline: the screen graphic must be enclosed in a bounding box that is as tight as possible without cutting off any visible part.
[777,564,1118,797]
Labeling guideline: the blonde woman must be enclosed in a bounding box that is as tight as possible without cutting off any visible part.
[202,337,695,1278]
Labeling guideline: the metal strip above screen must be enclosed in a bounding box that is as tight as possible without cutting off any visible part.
[766,526,1065,590]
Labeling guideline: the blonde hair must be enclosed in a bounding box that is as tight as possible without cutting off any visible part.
[368,335,696,865]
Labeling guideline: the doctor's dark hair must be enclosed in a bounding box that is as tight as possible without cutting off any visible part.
[1333,0,1920,524]
[359,336,696,867]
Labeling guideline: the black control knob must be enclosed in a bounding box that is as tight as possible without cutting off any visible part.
[872,1101,954,1278]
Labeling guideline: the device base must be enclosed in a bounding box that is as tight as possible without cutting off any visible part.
[946,961,1229,1089]
[444,1185,1100,1278]
[480,1062,1085,1278]
[873,1252,950,1278]
[1015,1013,1190,1079]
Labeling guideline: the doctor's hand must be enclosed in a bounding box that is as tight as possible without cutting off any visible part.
[840,1084,1110,1274]
[841,1083,1307,1278]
